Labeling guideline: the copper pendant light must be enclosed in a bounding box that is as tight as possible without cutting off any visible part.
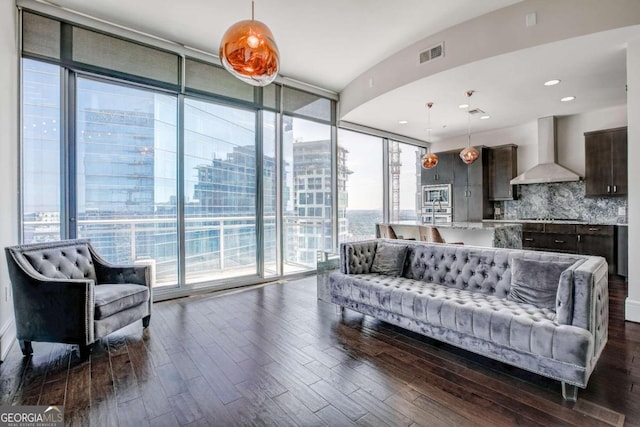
[219,1,280,86]
[421,102,438,169]
[459,90,479,165]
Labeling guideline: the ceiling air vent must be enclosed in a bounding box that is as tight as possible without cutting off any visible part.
[418,42,444,65]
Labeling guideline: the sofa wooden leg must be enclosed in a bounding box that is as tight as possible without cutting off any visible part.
[562,382,578,402]
[79,344,93,359]
[19,340,33,356]
[142,315,151,328]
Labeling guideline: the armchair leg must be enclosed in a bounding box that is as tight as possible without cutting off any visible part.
[19,340,33,357]
[561,382,578,402]
[79,344,93,359]
[142,315,151,328]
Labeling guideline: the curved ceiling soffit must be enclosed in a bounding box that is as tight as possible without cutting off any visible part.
[339,0,640,119]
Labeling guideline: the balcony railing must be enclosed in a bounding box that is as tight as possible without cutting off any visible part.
[23,214,319,287]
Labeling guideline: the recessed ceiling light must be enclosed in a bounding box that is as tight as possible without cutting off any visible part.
[544,79,561,86]
[480,115,491,120]
[398,120,408,124]
[561,96,575,102]
[458,104,469,109]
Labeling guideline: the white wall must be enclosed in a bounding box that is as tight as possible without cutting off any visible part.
[430,121,538,174]
[0,2,18,359]
[626,38,640,322]
[431,105,627,177]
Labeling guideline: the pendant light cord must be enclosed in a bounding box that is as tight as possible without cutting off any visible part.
[427,102,433,153]
[466,91,473,147]
[252,0,255,20]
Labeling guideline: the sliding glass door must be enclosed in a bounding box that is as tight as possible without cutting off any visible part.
[75,77,179,286]
[21,55,336,294]
[183,98,258,284]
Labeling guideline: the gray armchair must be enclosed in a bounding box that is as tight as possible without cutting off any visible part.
[5,239,152,358]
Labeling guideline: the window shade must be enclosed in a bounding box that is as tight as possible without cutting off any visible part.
[72,27,179,86]
[22,12,60,59]
[185,58,254,102]
[283,87,332,122]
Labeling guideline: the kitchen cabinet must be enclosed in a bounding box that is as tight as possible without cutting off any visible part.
[488,144,518,201]
[452,147,491,222]
[577,225,615,274]
[421,148,490,222]
[584,127,627,197]
[617,225,628,277]
[522,223,577,253]
[421,152,454,184]
[522,222,616,274]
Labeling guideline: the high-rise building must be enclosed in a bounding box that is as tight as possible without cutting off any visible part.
[287,140,351,265]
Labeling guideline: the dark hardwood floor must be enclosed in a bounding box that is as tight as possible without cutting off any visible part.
[1,277,638,426]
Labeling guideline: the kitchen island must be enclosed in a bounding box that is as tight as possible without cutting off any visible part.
[380,222,522,249]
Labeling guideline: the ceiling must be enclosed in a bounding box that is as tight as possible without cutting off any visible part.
[342,26,636,142]
[41,0,638,144]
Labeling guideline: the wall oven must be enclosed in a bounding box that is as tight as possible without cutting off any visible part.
[422,184,451,207]
[421,184,452,224]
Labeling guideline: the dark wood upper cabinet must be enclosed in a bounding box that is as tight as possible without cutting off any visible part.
[421,152,453,184]
[452,147,491,222]
[423,148,490,222]
[488,144,518,201]
[584,127,627,197]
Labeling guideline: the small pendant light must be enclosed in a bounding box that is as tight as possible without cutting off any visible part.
[459,90,480,165]
[219,1,280,86]
[421,102,439,169]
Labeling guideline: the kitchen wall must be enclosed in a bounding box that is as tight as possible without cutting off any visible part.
[0,2,18,360]
[430,104,627,176]
[497,181,627,224]
[432,105,628,224]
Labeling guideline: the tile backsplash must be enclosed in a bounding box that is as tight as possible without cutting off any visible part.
[497,181,627,224]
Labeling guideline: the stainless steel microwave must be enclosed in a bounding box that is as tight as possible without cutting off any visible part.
[422,184,452,207]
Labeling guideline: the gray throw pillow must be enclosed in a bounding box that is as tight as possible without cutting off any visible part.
[507,258,574,309]
[371,242,408,276]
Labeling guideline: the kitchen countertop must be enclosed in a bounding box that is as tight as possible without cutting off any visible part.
[438,222,522,230]
[482,219,627,226]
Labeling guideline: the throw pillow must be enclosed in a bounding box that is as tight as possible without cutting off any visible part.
[507,257,575,309]
[371,242,408,276]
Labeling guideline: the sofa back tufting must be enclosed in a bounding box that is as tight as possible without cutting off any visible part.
[12,240,98,282]
[342,239,583,301]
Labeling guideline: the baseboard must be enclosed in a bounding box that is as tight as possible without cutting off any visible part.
[625,297,640,323]
[0,319,16,361]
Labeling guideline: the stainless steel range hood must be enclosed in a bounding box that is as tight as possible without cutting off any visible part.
[510,116,581,185]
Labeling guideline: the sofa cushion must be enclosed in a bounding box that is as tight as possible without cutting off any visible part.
[330,271,593,366]
[371,242,407,276]
[508,258,574,310]
[94,284,149,320]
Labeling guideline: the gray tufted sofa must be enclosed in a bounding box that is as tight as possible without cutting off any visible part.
[329,239,609,401]
[5,239,152,358]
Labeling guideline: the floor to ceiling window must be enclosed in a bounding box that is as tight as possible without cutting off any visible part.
[19,8,337,295]
[183,98,257,284]
[390,141,424,224]
[21,59,61,243]
[262,111,278,277]
[75,77,179,286]
[283,116,333,269]
[337,129,383,242]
